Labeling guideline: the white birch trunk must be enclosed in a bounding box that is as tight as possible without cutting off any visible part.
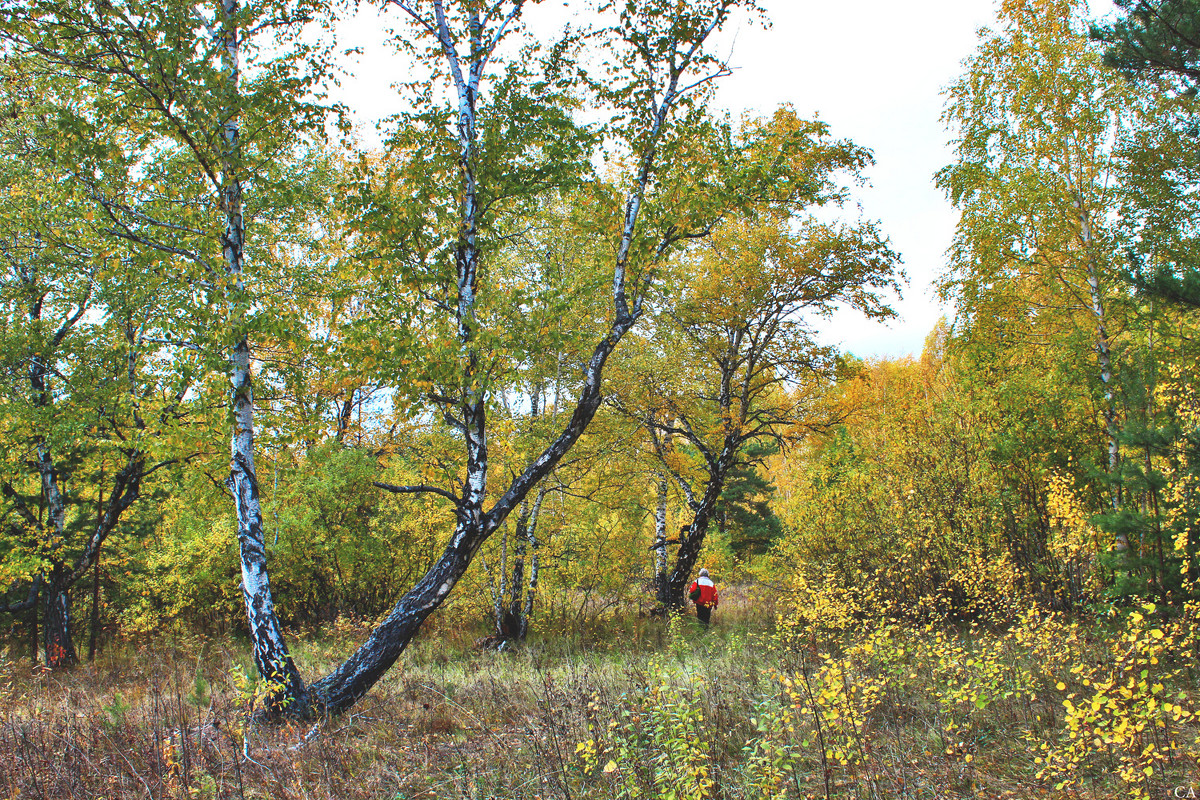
[653,471,668,594]
[518,486,546,641]
[220,0,307,714]
[1078,199,1124,549]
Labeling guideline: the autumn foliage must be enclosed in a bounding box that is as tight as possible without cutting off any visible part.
[4,0,1200,795]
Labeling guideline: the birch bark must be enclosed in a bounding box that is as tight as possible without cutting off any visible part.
[219,0,307,715]
[1077,199,1122,530]
[653,472,669,604]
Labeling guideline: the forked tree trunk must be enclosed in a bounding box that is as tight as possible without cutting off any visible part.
[485,487,546,641]
[506,390,548,640]
[508,486,546,640]
[664,468,726,609]
[6,447,141,669]
[651,391,741,609]
[645,410,737,610]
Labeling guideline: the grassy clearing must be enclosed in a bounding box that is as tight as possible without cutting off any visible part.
[0,592,1197,799]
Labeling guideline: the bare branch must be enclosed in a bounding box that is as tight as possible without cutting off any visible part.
[0,578,42,615]
[374,481,461,505]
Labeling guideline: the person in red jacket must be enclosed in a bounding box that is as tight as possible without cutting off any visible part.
[688,568,719,626]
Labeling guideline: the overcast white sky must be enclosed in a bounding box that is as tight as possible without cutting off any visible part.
[702,0,1002,360]
[715,0,1004,360]
[332,0,1018,360]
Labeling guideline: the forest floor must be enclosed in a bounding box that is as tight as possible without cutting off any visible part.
[0,591,1196,799]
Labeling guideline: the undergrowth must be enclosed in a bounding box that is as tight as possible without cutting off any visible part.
[1,589,1198,798]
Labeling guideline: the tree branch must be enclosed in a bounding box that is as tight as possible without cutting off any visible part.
[374,481,461,505]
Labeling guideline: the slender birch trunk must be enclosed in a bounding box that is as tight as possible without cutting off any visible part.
[1077,199,1124,549]
[653,471,669,604]
[220,0,307,715]
[514,486,546,640]
[520,513,541,642]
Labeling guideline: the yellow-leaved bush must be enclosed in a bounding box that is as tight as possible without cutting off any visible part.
[1035,603,1198,798]
[579,652,716,800]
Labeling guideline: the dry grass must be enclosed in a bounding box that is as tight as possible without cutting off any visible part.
[0,593,765,800]
[0,593,1195,799]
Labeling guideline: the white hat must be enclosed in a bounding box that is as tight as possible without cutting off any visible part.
[699,568,709,577]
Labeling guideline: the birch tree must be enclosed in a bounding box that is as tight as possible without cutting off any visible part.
[938,0,1137,536]
[0,67,187,666]
[0,0,333,707]
[304,0,820,714]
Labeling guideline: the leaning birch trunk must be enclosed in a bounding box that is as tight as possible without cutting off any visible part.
[220,0,307,715]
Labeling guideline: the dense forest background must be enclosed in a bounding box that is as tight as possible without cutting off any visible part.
[3,0,1200,797]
